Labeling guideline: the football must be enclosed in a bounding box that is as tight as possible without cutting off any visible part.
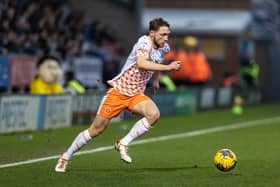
[214,149,237,172]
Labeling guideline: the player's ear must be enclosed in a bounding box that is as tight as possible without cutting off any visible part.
[150,30,155,37]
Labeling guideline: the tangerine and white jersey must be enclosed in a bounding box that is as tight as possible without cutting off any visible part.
[108,35,170,96]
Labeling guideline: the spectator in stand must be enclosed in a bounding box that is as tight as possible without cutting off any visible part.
[183,36,212,86]
[222,71,240,88]
[0,0,125,93]
[165,42,190,86]
[0,0,123,63]
[159,72,176,92]
[239,56,259,89]
[165,37,212,87]
[64,70,85,94]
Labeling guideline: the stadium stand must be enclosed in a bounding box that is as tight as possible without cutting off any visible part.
[0,0,124,92]
[0,0,123,59]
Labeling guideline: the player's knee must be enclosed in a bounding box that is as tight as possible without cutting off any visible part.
[154,110,160,121]
[146,109,160,124]
[88,123,107,137]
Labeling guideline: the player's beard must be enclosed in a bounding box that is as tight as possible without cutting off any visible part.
[153,38,162,49]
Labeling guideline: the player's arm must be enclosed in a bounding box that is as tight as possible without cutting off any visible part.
[151,71,160,93]
[136,50,180,71]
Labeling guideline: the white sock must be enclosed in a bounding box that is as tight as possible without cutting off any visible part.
[120,117,151,145]
[62,129,92,160]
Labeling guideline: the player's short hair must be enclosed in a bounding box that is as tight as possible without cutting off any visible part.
[149,17,170,31]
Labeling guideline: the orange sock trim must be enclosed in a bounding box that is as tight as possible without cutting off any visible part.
[141,119,150,130]
[75,143,80,150]
[82,132,88,142]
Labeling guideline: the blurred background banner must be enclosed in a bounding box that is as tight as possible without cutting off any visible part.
[152,92,177,116]
[0,96,39,133]
[9,56,37,88]
[71,93,103,124]
[217,87,233,107]
[175,90,197,114]
[0,95,73,133]
[199,87,216,110]
[73,57,103,88]
[43,95,72,129]
[0,56,9,89]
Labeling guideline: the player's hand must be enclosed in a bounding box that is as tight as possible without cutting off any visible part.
[169,61,181,71]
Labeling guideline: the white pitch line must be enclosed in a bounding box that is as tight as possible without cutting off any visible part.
[1,116,280,169]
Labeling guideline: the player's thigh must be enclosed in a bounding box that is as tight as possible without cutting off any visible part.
[132,98,160,120]
[90,115,110,129]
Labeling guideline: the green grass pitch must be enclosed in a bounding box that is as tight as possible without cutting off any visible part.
[0,103,280,187]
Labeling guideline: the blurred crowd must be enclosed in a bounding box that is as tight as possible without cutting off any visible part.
[0,0,123,61]
[0,0,259,94]
[163,36,212,90]
[0,0,125,92]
